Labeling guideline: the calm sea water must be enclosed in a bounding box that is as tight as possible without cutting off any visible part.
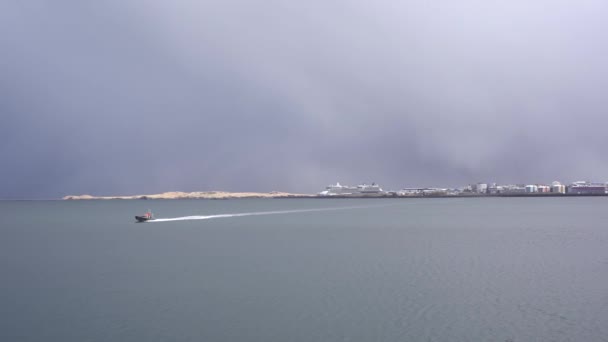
[1,198,607,341]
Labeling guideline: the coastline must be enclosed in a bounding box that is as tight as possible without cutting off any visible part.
[61,192,608,200]
[62,191,315,200]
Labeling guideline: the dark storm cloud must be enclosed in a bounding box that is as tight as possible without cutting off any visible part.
[2,0,608,198]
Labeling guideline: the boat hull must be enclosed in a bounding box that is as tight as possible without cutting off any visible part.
[135,215,152,222]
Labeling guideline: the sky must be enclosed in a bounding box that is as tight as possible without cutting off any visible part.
[2,0,608,198]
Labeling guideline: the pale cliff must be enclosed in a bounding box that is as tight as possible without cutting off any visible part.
[63,191,314,200]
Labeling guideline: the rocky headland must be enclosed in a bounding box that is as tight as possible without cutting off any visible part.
[62,191,314,200]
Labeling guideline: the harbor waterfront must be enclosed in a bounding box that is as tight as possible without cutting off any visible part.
[61,181,608,200]
[1,197,608,342]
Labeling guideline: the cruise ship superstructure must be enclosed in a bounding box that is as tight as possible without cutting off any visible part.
[318,182,386,197]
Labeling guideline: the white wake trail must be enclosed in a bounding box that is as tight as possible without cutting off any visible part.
[147,205,385,223]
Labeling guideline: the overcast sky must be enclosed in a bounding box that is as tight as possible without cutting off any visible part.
[2,0,608,198]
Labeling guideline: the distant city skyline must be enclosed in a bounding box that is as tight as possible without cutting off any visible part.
[2,1,608,198]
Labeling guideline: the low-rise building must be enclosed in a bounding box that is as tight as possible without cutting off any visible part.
[499,185,527,194]
[525,185,539,193]
[551,181,566,194]
[398,188,423,196]
[537,185,550,193]
[487,183,499,194]
[471,183,488,194]
[498,184,526,194]
[567,181,607,195]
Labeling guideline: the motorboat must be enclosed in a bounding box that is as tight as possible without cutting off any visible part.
[135,210,154,222]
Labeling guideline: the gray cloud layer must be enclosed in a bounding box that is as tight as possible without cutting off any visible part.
[2,0,608,198]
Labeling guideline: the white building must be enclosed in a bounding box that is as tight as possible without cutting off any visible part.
[567,181,607,195]
[471,183,488,194]
[525,185,538,193]
[537,185,550,193]
[551,181,566,194]
[500,185,526,193]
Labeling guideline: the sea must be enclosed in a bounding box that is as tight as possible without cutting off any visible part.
[1,197,607,342]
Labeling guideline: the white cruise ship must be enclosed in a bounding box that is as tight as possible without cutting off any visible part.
[318,182,386,196]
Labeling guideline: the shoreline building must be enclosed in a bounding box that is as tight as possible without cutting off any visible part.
[567,181,607,195]
[318,182,386,196]
[471,183,488,194]
[487,183,499,194]
[537,185,550,193]
[500,185,526,194]
[551,181,566,194]
[525,185,539,193]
